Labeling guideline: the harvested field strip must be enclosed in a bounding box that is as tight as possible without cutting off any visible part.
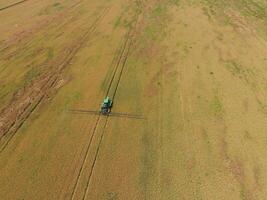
[0,0,29,11]
[0,7,110,153]
[68,14,138,200]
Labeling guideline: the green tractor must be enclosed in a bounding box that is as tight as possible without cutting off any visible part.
[100,97,113,115]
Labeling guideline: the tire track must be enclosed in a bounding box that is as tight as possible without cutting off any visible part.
[79,15,139,200]
[68,26,133,200]
[105,29,132,97]
[81,116,109,200]
[0,0,29,12]
[0,7,109,154]
[111,33,133,100]
[67,115,101,200]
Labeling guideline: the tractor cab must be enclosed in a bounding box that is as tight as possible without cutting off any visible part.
[100,97,113,115]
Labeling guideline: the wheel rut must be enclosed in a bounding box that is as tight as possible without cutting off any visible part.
[67,12,140,200]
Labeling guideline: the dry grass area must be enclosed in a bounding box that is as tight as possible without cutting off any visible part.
[0,0,267,199]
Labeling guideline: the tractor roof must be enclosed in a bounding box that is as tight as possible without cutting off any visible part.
[104,97,110,103]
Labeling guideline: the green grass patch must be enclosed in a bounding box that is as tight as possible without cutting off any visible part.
[224,61,257,89]
[169,0,180,6]
[103,192,118,200]
[113,2,136,29]
[23,67,41,86]
[113,16,122,29]
[210,95,223,115]
[234,0,267,20]
[225,61,242,75]
[202,0,267,25]
[39,2,63,15]
[152,5,164,17]
[46,48,54,60]
[141,4,169,42]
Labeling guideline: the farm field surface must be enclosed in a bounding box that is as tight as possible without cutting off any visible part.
[1,0,267,199]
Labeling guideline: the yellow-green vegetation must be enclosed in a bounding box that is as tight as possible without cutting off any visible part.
[1,0,267,199]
